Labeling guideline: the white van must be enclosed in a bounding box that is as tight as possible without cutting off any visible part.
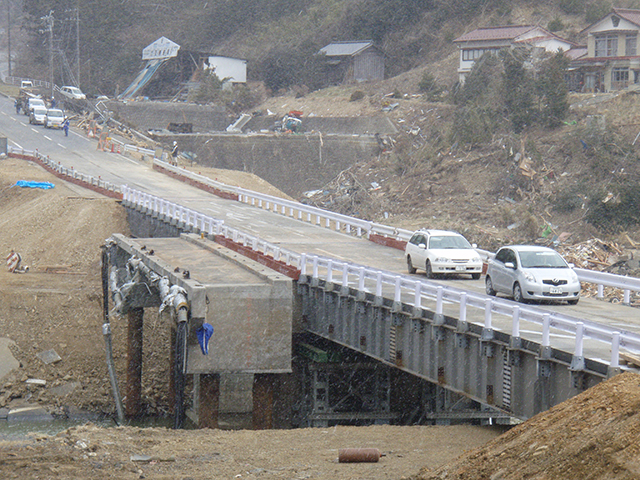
[25,97,46,116]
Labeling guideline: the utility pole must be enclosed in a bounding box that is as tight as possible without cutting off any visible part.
[41,11,54,97]
[7,1,11,78]
[76,3,80,88]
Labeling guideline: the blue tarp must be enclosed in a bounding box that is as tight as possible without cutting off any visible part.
[196,323,214,355]
[14,180,55,189]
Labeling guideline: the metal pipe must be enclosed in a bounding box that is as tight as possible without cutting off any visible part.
[101,244,125,425]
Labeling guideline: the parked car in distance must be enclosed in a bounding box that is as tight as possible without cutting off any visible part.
[405,229,483,279]
[59,86,86,100]
[24,97,46,116]
[29,106,48,125]
[44,109,65,129]
[485,245,580,304]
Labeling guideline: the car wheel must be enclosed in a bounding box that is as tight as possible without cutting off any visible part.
[513,282,526,303]
[471,272,481,280]
[406,256,417,274]
[567,298,579,305]
[425,260,434,279]
[485,276,496,296]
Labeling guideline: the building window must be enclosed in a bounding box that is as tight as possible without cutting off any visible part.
[595,34,618,57]
[612,67,629,84]
[461,48,499,61]
[626,34,637,56]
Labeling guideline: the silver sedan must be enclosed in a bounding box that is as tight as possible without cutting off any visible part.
[485,245,581,304]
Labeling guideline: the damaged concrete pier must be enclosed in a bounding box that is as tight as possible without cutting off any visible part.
[105,233,295,429]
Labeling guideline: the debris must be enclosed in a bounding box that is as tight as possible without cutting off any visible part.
[25,379,47,386]
[37,349,62,365]
[6,250,29,273]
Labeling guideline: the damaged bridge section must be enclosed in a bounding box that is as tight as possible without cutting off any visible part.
[104,233,294,429]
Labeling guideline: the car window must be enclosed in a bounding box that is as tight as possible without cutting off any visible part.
[495,248,509,263]
[506,250,517,266]
[430,235,469,249]
[519,250,567,268]
[410,234,420,245]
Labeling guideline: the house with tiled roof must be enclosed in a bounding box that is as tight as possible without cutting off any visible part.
[569,8,640,92]
[453,25,577,83]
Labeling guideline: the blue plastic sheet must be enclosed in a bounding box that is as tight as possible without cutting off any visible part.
[196,323,214,355]
[14,180,55,189]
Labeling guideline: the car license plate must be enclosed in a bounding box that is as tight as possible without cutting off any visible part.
[550,287,563,294]
[455,266,466,271]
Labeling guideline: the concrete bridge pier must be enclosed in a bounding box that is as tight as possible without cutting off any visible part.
[126,307,144,418]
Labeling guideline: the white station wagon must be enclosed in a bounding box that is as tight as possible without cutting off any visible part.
[405,229,483,279]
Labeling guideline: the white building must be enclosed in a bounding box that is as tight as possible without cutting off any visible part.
[453,25,576,83]
[204,56,247,84]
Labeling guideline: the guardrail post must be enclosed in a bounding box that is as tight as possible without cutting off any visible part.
[455,292,469,349]
[311,256,319,287]
[340,264,349,296]
[412,282,422,317]
[374,271,383,306]
[623,289,631,305]
[597,284,604,299]
[480,298,494,357]
[299,253,307,276]
[608,332,621,378]
[570,322,585,372]
[433,286,444,325]
[392,276,402,312]
[356,267,366,301]
[481,298,493,340]
[539,313,552,360]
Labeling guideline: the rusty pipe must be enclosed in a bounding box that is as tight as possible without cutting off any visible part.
[338,448,381,463]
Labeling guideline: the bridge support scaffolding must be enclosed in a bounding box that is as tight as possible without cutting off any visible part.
[298,275,610,421]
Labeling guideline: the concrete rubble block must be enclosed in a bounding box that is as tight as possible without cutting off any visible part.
[7,405,54,423]
[36,349,62,364]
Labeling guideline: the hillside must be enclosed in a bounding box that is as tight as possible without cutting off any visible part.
[11,1,623,96]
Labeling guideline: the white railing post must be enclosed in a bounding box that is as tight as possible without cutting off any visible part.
[326,260,333,283]
[459,292,467,323]
[512,306,520,338]
[575,322,584,358]
[610,332,621,369]
[597,284,604,299]
[300,254,307,275]
[394,276,402,303]
[358,267,366,292]
[541,313,551,352]
[376,271,383,297]
[312,256,319,279]
[414,282,422,310]
[341,264,349,287]
[624,289,631,305]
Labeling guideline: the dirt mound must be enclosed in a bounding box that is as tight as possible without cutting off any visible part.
[412,371,640,480]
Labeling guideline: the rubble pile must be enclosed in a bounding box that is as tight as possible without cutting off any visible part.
[557,238,640,305]
[302,168,386,219]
